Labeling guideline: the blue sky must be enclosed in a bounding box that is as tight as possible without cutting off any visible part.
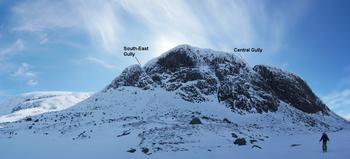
[0,0,349,118]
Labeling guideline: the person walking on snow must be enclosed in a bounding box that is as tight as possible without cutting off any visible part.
[319,132,330,152]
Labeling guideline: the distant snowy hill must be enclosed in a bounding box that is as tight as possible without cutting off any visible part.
[0,45,348,159]
[0,91,91,123]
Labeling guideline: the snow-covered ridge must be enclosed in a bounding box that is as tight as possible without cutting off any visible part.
[144,44,249,69]
[0,91,91,123]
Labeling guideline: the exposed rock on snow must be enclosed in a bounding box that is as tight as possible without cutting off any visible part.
[127,148,136,153]
[251,145,262,149]
[234,138,247,145]
[189,117,202,124]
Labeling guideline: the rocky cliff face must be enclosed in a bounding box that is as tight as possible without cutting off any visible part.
[253,65,329,114]
[105,44,328,114]
[104,65,153,90]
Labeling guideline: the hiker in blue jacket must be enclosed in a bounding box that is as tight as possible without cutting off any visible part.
[319,132,330,152]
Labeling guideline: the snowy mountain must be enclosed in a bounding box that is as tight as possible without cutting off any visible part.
[0,91,91,123]
[0,45,348,159]
[105,44,331,115]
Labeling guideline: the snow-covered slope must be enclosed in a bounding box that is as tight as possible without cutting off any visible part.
[0,45,348,159]
[0,91,91,123]
[2,126,349,159]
